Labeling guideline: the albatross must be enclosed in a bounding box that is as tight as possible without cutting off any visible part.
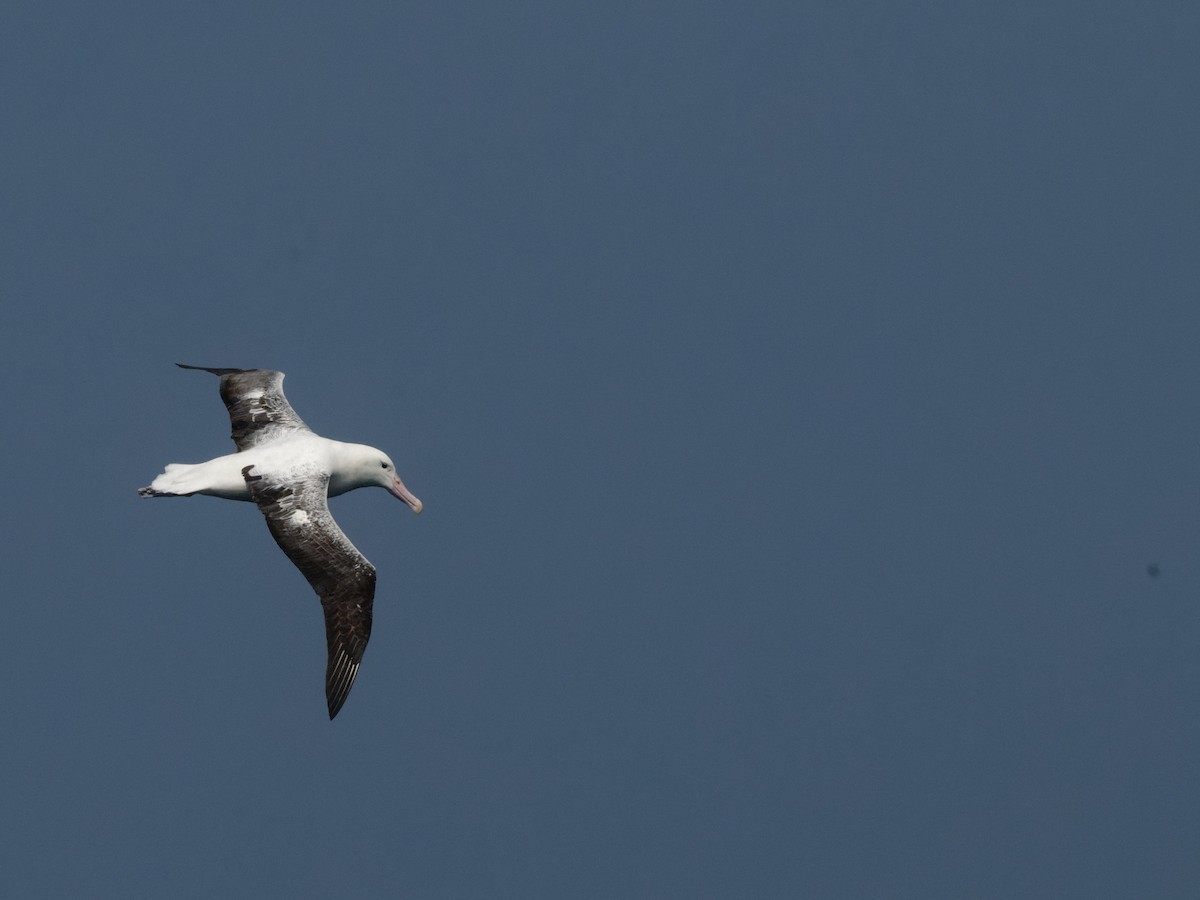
[139,364,423,719]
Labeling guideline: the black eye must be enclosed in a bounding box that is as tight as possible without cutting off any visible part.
[381,462,390,469]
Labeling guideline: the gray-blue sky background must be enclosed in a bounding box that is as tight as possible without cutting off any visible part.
[4,2,1199,897]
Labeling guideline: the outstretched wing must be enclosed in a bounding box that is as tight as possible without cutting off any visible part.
[242,464,376,720]
[177,364,311,451]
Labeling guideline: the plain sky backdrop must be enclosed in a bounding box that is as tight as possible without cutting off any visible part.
[3,2,1200,897]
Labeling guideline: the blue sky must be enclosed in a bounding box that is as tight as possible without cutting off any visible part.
[3,2,1200,897]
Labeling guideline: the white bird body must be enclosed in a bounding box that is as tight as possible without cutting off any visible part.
[146,436,416,503]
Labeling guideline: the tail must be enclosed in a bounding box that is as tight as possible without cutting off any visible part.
[138,463,197,497]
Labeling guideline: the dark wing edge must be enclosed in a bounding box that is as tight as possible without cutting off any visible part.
[242,465,377,720]
[177,363,311,451]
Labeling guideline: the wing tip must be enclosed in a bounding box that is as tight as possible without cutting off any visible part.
[177,363,255,376]
[326,645,363,720]
[326,679,356,719]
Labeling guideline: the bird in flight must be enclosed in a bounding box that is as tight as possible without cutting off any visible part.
[140,364,423,719]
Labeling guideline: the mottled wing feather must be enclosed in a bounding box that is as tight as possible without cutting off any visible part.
[177,364,311,451]
[241,464,376,720]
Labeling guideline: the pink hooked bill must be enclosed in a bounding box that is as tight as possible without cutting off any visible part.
[388,475,423,514]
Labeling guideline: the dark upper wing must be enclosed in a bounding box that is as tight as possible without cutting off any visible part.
[241,464,376,720]
[177,364,311,451]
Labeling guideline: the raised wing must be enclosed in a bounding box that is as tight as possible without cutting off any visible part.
[241,464,376,720]
[177,364,311,451]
